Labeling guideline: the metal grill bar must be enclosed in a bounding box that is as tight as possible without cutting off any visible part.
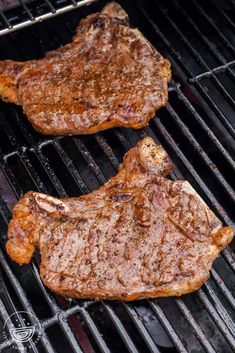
[0,155,22,198]
[124,304,162,353]
[0,249,57,353]
[139,0,235,89]
[200,285,235,336]
[73,137,106,184]
[157,0,235,94]
[95,134,120,169]
[0,10,12,28]
[139,0,235,141]
[153,1,211,74]
[44,0,57,13]
[52,140,89,194]
[56,316,84,353]
[166,0,235,136]
[191,0,235,56]
[18,152,48,193]
[149,301,188,353]
[18,0,34,20]
[152,118,231,224]
[210,0,235,31]
[170,0,235,78]
[193,80,235,139]
[137,5,194,78]
[35,148,68,197]
[176,299,217,353]
[0,0,98,36]
[172,0,231,66]
[0,193,10,222]
[210,269,235,310]
[0,274,40,353]
[0,296,24,351]
[190,60,235,80]
[197,74,235,113]
[196,81,235,138]
[80,309,111,353]
[0,110,19,149]
[103,304,141,353]
[175,94,235,189]
[197,288,235,347]
[165,102,235,202]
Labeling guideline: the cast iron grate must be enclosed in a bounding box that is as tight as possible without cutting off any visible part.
[0,0,97,35]
[0,0,234,352]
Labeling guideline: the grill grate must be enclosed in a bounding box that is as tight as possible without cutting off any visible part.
[0,0,234,352]
[0,0,97,35]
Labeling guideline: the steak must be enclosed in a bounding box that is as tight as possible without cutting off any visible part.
[0,2,171,135]
[6,137,233,300]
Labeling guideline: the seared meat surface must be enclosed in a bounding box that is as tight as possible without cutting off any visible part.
[0,2,171,135]
[7,137,233,300]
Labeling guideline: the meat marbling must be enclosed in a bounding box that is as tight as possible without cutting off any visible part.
[6,137,234,300]
[0,2,171,135]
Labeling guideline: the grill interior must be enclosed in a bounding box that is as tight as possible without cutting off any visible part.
[0,0,97,35]
[0,0,235,352]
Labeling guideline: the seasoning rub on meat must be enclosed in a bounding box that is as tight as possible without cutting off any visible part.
[0,2,171,135]
[6,137,233,300]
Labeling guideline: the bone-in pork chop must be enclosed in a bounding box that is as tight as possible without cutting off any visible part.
[0,2,171,135]
[6,137,233,300]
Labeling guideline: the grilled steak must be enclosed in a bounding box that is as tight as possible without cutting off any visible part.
[0,2,171,135]
[6,137,233,300]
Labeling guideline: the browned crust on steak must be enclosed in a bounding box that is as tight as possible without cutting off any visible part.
[0,2,171,135]
[6,137,234,300]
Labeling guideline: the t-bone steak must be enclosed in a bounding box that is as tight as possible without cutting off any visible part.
[6,137,233,300]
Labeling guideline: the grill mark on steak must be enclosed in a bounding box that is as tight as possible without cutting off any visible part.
[6,137,234,300]
[0,2,171,135]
